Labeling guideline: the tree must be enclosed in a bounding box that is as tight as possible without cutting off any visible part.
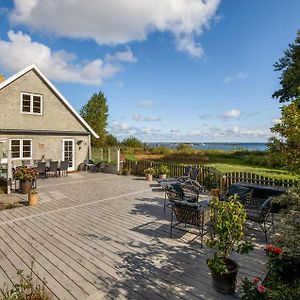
[106,134,119,146]
[272,30,300,103]
[176,143,193,152]
[122,136,143,148]
[268,98,300,173]
[80,91,108,147]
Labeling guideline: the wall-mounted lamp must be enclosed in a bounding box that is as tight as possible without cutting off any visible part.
[76,140,86,150]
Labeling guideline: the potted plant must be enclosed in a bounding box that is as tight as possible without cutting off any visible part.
[28,189,38,206]
[157,165,170,179]
[207,195,254,294]
[14,167,38,194]
[144,167,155,181]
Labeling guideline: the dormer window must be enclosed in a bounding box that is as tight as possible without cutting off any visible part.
[21,92,43,115]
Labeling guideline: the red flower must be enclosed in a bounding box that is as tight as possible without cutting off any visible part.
[273,247,282,255]
[265,244,282,255]
[252,277,260,284]
[257,284,267,294]
[265,244,275,252]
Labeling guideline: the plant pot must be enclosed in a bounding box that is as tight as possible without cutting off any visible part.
[28,193,38,206]
[145,174,153,181]
[210,258,238,294]
[20,180,32,194]
[159,174,167,179]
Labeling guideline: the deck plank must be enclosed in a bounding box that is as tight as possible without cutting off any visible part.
[0,173,267,299]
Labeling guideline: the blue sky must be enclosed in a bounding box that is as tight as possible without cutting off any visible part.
[0,0,299,142]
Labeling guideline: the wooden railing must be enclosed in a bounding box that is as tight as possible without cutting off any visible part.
[123,160,299,190]
[223,172,299,189]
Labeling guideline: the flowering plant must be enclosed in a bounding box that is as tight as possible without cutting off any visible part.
[241,277,268,299]
[14,167,38,181]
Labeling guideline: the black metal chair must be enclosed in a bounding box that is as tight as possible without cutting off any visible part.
[59,160,69,176]
[170,200,211,247]
[164,180,205,212]
[48,161,59,177]
[37,162,46,178]
[244,197,274,242]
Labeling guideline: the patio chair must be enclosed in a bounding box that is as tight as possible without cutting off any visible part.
[48,161,59,177]
[170,200,211,247]
[59,160,69,176]
[37,162,46,178]
[244,197,274,242]
[164,179,205,212]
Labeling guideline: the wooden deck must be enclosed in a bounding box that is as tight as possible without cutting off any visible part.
[0,173,267,300]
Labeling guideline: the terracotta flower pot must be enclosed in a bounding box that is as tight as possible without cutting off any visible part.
[209,258,238,294]
[159,174,167,179]
[20,180,32,194]
[28,193,38,206]
[145,174,153,181]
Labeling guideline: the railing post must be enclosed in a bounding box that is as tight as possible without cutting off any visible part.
[116,148,120,173]
[100,148,103,161]
[107,148,111,162]
[7,149,12,194]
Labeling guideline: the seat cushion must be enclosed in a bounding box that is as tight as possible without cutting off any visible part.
[226,185,253,203]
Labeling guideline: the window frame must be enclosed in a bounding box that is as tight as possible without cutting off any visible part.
[20,92,43,115]
[9,139,33,160]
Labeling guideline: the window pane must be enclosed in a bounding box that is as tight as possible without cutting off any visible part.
[33,96,41,113]
[22,140,31,158]
[22,94,31,112]
[23,140,31,146]
[23,151,31,158]
[11,140,20,158]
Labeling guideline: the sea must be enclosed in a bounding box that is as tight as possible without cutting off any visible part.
[145,142,267,152]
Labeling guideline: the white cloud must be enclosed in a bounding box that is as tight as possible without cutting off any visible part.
[133,113,161,122]
[221,109,241,119]
[138,100,153,108]
[224,72,248,84]
[0,31,120,85]
[271,118,281,125]
[10,0,220,58]
[105,47,137,63]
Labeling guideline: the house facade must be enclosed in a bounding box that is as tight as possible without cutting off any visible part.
[0,64,99,171]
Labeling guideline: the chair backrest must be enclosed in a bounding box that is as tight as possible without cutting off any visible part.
[182,180,202,202]
[49,161,58,172]
[173,200,202,226]
[37,162,46,173]
[183,165,192,177]
[60,160,69,171]
[190,168,200,181]
[166,184,184,202]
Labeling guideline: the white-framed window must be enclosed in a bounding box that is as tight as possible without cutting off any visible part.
[10,139,32,159]
[20,92,43,115]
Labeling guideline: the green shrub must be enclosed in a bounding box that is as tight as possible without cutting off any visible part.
[1,266,53,300]
[207,196,254,274]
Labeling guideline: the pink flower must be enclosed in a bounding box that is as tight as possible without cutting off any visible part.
[257,284,267,294]
[252,277,260,284]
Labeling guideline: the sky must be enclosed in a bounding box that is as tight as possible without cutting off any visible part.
[0,0,299,143]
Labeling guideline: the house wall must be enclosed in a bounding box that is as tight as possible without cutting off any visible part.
[0,69,86,132]
[0,134,90,170]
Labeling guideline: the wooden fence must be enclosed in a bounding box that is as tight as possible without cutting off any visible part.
[123,160,299,190]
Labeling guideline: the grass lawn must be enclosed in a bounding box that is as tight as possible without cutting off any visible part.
[207,163,298,180]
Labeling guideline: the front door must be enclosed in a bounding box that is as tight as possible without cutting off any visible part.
[62,139,75,171]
